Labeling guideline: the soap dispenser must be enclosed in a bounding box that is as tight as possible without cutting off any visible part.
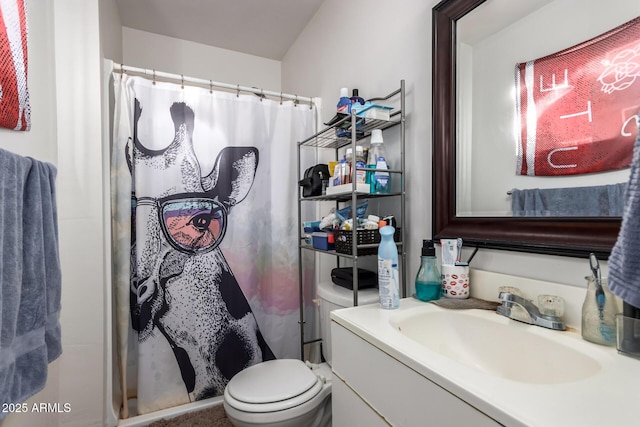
[415,240,441,301]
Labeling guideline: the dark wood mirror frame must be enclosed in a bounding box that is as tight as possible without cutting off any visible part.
[432,0,620,258]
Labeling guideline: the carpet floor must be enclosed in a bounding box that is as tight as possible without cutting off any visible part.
[147,404,233,427]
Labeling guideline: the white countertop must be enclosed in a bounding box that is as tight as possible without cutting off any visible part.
[331,297,640,427]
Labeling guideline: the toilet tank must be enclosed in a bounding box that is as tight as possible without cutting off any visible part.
[316,281,379,366]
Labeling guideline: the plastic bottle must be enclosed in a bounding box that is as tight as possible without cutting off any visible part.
[340,157,351,184]
[415,240,441,302]
[350,89,365,107]
[337,87,351,115]
[367,129,391,194]
[345,148,353,184]
[332,162,342,187]
[336,88,353,138]
[354,145,367,184]
[378,226,400,309]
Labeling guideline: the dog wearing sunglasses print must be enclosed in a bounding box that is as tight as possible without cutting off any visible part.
[128,100,275,401]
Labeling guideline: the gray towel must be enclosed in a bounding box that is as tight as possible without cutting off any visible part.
[0,148,62,416]
[609,125,640,307]
[511,183,627,217]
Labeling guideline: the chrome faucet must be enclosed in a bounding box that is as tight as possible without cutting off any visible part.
[497,291,566,331]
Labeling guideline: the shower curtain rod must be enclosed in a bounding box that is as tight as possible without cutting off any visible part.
[113,62,315,106]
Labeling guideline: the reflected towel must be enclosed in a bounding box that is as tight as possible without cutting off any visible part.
[0,148,62,416]
[511,183,627,217]
[609,123,640,307]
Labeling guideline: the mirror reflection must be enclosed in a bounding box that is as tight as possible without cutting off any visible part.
[456,0,640,217]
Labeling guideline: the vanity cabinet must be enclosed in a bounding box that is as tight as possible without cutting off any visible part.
[331,321,501,426]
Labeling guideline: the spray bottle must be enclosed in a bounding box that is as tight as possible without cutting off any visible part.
[378,226,400,309]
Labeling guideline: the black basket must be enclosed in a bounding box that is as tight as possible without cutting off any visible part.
[335,228,401,255]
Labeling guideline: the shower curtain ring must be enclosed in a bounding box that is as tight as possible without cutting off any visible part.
[260,88,264,101]
[280,92,283,105]
[152,70,156,85]
[209,80,213,94]
[294,95,299,107]
[181,75,184,89]
[237,85,240,97]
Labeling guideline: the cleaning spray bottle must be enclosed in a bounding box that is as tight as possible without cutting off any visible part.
[415,240,441,301]
[378,226,400,309]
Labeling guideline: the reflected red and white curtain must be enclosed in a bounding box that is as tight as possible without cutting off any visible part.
[515,17,640,176]
[0,0,29,131]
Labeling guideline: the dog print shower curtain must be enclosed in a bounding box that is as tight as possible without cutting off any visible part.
[111,73,316,415]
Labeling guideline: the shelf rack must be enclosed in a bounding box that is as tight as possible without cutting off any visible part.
[296,80,406,358]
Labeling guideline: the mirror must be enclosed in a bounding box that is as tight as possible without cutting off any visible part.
[432,0,637,257]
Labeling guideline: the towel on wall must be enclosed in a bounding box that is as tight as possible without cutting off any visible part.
[515,16,640,176]
[609,121,640,307]
[0,148,62,416]
[0,0,30,131]
[511,183,627,217]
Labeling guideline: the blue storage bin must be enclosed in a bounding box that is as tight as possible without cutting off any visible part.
[312,232,334,250]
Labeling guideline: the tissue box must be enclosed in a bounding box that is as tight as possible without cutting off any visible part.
[312,232,335,251]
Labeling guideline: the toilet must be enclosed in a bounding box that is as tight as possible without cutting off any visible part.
[223,281,379,427]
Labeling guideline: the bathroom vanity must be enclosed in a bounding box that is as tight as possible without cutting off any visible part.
[330,270,640,426]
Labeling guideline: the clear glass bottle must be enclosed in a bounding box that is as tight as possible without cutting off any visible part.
[581,276,617,346]
[415,240,441,301]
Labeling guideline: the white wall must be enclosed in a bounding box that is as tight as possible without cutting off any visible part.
[121,27,282,92]
[1,1,106,427]
[282,0,597,294]
[99,0,123,63]
[283,0,435,292]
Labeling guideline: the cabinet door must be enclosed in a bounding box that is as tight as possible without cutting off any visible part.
[332,374,390,427]
[332,322,501,427]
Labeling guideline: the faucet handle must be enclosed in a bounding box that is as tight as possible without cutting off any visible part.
[537,294,565,318]
[498,286,523,298]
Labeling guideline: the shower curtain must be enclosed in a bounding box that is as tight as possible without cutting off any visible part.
[111,73,316,416]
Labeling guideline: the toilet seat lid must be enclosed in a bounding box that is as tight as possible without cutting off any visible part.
[226,359,319,404]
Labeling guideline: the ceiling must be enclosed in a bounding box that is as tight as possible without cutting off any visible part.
[114,0,325,61]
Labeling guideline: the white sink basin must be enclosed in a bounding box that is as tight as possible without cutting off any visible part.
[390,307,601,384]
